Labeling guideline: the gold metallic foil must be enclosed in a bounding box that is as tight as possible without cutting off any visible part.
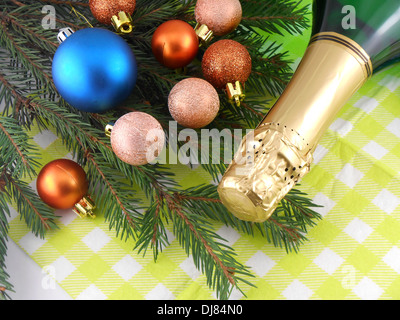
[73,196,96,218]
[226,81,245,107]
[194,23,214,46]
[218,32,373,223]
[111,11,134,34]
[105,122,114,138]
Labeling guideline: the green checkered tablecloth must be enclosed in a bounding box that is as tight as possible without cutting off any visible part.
[7,1,400,299]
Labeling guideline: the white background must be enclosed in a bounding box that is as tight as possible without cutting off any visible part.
[5,238,71,300]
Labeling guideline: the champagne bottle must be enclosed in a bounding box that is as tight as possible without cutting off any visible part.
[314,0,400,69]
[218,0,400,223]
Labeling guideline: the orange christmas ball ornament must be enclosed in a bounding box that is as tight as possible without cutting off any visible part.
[37,159,95,218]
[152,20,199,69]
[202,39,252,89]
[89,0,136,34]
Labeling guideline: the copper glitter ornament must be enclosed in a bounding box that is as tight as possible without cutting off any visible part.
[152,20,199,69]
[202,39,252,106]
[37,159,96,218]
[168,78,220,129]
[108,112,165,166]
[195,0,242,44]
[89,0,136,34]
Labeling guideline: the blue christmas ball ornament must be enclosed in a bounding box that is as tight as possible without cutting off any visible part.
[52,27,138,113]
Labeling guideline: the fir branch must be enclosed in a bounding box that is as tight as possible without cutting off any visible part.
[134,170,256,299]
[0,59,258,294]
[0,116,41,179]
[0,169,58,239]
[77,137,143,241]
[9,0,25,7]
[0,62,177,196]
[135,199,171,261]
[13,89,146,242]
[0,72,94,151]
[175,184,321,253]
[241,0,310,36]
[3,13,58,52]
[0,18,55,91]
[3,1,91,32]
[216,93,266,129]
[10,11,87,31]
[0,56,148,242]
[164,191,255,300]
[280,188,323,232]
[225,30,294,97]
[37,0,89,7]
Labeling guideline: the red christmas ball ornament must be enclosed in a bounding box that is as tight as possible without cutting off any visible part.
[202,39,252,106]
[152,20,199,69]
[37,159,96,218]
[107,112,165,166]
[89,0,136,34]
[195,0,242,43]
[168,78,220,129]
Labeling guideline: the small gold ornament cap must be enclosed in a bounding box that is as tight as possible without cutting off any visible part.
[111,11,134,34]
[226,81,245,107]
[73,196,96,218]
[194,23,214,46]
[105,122,114,138]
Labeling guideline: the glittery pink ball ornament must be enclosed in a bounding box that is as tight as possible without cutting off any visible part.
[168,78,220,129]
[195,0,242,37]
[110,112,165,166]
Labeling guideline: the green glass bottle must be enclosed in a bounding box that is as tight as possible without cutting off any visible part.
[218,0,400,223]
[313,0,400,70]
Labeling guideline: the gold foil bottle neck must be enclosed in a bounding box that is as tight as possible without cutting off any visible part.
[218,122,313,222]
[264,32,373,150]
[218,32,372,223]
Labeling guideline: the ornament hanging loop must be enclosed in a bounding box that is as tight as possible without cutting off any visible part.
[73,196,96,218]
[70,5,94,28]
[226,81,245,107]
[111,11,134,34]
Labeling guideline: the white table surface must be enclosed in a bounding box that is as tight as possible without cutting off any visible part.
[5,238,71,300]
